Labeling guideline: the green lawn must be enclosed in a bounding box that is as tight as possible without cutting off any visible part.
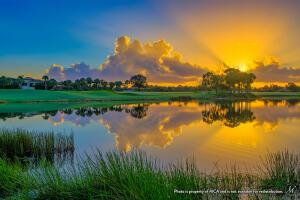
[253,91,300,97]
[0,90,133,102]
[1,89,300,105]
[0,89,213,103]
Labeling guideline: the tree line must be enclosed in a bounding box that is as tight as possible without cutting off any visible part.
[36,74,147,90]
[0,76,24,89]
[253,82,300,92]
[1,69,300,92]
[0,74,148,90]
[201,68,256,94]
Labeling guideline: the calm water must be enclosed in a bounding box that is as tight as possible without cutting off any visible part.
[1,99,300,169]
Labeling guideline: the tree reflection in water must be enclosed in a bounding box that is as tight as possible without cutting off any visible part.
[202,101,255,128]
[125,104,149,119]
[1,100,300,129]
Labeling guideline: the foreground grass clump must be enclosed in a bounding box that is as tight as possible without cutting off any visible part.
[0,150,299,199]
[260,150,300,191]
[0,129,74,162]
[0,159,25,198]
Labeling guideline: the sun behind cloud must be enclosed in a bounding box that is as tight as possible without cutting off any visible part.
[44,36,300,86]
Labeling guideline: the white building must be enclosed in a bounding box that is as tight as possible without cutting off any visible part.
[21,77,39,89]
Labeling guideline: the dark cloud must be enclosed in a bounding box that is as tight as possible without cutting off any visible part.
[250,59,300,82]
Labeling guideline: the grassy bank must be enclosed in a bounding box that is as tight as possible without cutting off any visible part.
[0,149,299,199]
[1,89,300,104]
[0,129,74,163]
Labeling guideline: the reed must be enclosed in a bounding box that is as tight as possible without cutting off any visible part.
[0,129,74,163]
[259,150,300,191]
[0,149,299,199]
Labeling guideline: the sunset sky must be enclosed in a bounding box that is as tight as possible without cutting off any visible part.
[1,0,300,86]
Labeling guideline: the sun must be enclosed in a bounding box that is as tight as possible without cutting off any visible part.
[238,63,248,72]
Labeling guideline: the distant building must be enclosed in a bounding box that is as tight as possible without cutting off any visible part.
[21,77,39,89]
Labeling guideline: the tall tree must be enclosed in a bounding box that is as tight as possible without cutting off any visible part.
[86,77,93,87]
[201,72,224,94]
[93,78,100,89]
[79,78,87,90]
[100,80,108,89]
[42,75,49,90]
[286,82,298,92]
[244,73,256,93]
[109,82,115,89]
[202,72,215,90]
[114,81,123,89]
[130,74,147,89]
[17,75,24,86]
[224,68,240,94]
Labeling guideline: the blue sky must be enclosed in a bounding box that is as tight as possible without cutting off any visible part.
[0,0,167,76]
[1,0,300,85]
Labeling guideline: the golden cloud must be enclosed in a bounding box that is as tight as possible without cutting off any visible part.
[100,36,206,83]
[46,36,206,84]
[250,58,300,82]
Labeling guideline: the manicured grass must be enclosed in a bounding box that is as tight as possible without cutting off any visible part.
[1,90,300,115]
[0,89,135,103]
[0,89,215,103]
[0,90,300,107]
[0,149,299,199]
[1,89,300,104]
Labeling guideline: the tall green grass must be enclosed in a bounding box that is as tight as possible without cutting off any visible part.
[0,149,299,199]
[259,150,300,191]
[0,129,74,163]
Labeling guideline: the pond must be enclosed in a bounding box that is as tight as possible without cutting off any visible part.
[1,99,300,169]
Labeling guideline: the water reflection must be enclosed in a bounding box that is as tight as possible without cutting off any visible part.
[202,101,255,128]
[1,99,300,155]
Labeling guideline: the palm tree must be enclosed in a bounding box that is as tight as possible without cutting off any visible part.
[100,80,108,89]
[109,82,115,90]
[17,75,24,87]
[74,79,81,90]
[79,78,87,90]
[86,77,93,88]
[93,78,100,89]
[244,73,256,94]
[42,75,49,90]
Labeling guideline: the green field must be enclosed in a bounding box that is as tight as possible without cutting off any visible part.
[1,89,300,105]
[0,89,213,103]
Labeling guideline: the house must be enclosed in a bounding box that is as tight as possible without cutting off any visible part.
[21,77,39,89]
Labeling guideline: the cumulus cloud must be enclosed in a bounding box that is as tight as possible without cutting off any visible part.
[46,36,206,84]
[100,103,203,151]
[46,62,101,81]
[45,36,300,84]
[250,58,300,82]
[100,36,206,83]
[46,64,65,81]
